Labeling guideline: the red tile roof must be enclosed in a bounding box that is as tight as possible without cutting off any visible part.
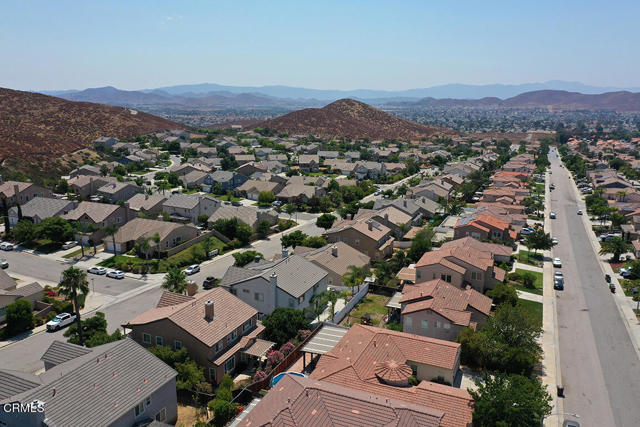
[416,246,494,272]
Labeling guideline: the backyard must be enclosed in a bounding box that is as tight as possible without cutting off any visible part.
[340,293,388,327]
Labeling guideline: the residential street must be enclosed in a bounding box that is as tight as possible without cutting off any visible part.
[549,150,640,427]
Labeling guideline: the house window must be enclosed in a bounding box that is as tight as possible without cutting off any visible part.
[145,397,151,407]
[405,317,413,328]
[254,292,264,301]
[440,274,452,283]
[134,402,145,417]
[421,320,429,329]
[298,294,305,304]
[471,272,482,281]
[142,333,151,344]
[174,340,182,351]
[416,270,421,279]
[230,288,237,295]
[209,367,217,382]
[225,357,235,373]
[354,239,360,246]
[231,330,238,341]
[243,319,252,331]
[289,298,295,308]
[432,273,436,279]
[156,408,167,422]
[214,342,220,354]
[156,336,163,346]
[116,217,122,223]
[444,322,451,329]
[435,321,442,328]
[342,237,348,243]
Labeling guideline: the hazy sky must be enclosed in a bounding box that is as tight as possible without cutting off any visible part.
[1,0,638,91]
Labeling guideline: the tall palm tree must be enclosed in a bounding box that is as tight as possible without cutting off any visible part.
[343,265,368,294]
[162,267,188,294]
[599,237,633,262]
[103,224,119,255]
[58,266,90,346]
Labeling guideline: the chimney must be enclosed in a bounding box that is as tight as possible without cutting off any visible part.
[403,200,407,207]
[255,255,262,263]
[270,272,277,288]
[422,197,426,203]
[282,247,289,259]
[368,221,373,231]
[384,213,389,222]
[187,281,197,296]
[331,245,338,257]
[13,184,19,199]
[145,193,149,200]
[204,300,214,321]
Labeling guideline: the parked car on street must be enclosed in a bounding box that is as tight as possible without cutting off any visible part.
[106,270,125,279]
[0,242,14,251]
[0,258,7,269]
[554,276,564,290]
[183,264,200,275]
[46,312,77,331]
[552,237,559,245]
[549,212,557,219]
[577,209,583,215]
[62,241,78,250]
[88,266,107,275]
[553,258,562,268]
[203,276,217,289]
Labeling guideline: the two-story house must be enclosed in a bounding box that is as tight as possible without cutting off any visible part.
[62,201,134,244]
[125,288,273,384]
[219,255,328,316]
[162,194,220,224]
[0,181,54,205]
[324,217,395,261]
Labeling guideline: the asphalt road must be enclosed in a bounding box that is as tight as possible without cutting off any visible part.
[549,149,640,427]
[0,249,147,296]
[0,287,163,373]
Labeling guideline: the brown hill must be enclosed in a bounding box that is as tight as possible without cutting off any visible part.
[0,88,185,174]
[255,99,456,139]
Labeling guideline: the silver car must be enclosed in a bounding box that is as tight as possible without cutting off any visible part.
[106,270,125,279]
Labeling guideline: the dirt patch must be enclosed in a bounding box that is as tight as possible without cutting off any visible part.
[176,404,209,426]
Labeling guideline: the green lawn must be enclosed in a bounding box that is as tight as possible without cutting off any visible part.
[518,299,542,326]
[130,170,150,176]
[517,250,544,266]
[62,248,84,259]
[514,284,543,296]
[303,172,339,178]
[99,236,226,273]
[342,294,388,327]
[515,268,543,288]
[217,194,243,202]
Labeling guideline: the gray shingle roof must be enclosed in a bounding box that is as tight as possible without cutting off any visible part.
[0,370,41,399]
[8,197,75,221]
[1,338,177,427]
[40,341,91,368]
[163,193,200,209]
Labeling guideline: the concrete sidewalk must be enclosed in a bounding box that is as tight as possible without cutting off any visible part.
[511,261,544,273]
[517,290,543,303]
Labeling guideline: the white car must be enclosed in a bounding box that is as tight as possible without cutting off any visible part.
[62,241,78,250]
[0,258,7,269]
[553,258,562,268]
[88,266,107,275]
[577,209,583,215]
[183,264,200,275]
[549,212,557,219]
[46,312,76,331]
[0,242,14,251]
[552,237,559,245]
[620,267,632,277]
[106,270,125,279]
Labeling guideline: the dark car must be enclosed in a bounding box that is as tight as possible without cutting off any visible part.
[232,201,242,207]
[203,276,217,289]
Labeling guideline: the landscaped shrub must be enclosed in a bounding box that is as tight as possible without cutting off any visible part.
[253,370,267,382]
[521,272,536,289]
[280,342,295,356]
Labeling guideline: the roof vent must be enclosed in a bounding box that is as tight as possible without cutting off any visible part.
[331,245,338,257]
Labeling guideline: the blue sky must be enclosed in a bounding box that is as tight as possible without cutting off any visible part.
[1,0,638,91]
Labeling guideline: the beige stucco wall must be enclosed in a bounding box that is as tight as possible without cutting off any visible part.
[402,309,463,342]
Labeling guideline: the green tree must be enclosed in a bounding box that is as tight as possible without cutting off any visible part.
[308,290,338,321]
[210,398,237,427]
[100,164,110,177]
[487,282,518,307]
[262,308,311,346]
[524,229,554,254]
[470,373,552,427]
[407,227,434,262]
[301,235,327,248]
[284,203,297,219]
[58,266,90,346]
[258,191,276,206]
[599,237,633,262]
[162,267,188,294]
[236,222,254,245]
[233,250,263,267]
[316,213,337,230]
[281,230,307,248]
[5,299,34,337]
[611,211,627,229]
[343,264,368,293]
[149,345,189,366]
[64,312,123,347]
[175,359,207,391]
[13,219,37,243]
[37,217,73,243]
[197,214,210,227]
[256,219,271,238]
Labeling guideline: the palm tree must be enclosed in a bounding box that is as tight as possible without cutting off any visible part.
[162,267,188,294]
[58,266,90,346]
[103,224,119,255]
[343,265,368,294]
[616,190,628,202]
[599,237,633,262]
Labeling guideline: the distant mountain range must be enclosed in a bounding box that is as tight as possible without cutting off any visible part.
[412,90,640,112]
[255,99,456,140]
[42,80,640,101]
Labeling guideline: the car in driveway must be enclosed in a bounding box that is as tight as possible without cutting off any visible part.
[88,266,107,275]
[553,258,562,268]
[0,242,14,251]
[0,258,7,269]
[620,267,632,278]
[549,212,557,219]
[203,276,217,289]
[46,312,77,331]
[521,227,535,236]
[62,241,77,250]
[106,270,125,279]
[183,264,200,275]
